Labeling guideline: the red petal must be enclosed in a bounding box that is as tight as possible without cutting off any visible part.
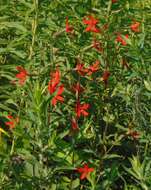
[71,119,79,130]
[88,168,94,172]
[77,167,85,173]
[57,85,64,95]
[80,172,87,180]
[51,97,57,106]
[56,95,64,102]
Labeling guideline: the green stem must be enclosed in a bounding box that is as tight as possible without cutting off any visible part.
[107,0,112,20]
[69,138,75,190]
[10,137,15,155]
[29,0,38,60]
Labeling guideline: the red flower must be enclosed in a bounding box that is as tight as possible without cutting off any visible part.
[130,22,140,33]
[83,15,100,33]
[102,70,110,87]
[48,70,64,106]
[48,70,60,94]
[66,17,73,33]
[92,39,103,52]
[73,82,84,94]
[112,0,117,3]
[76,164,94,180]
[51,85,64,106]
[75,63,88,76]
[76,101,90,118]
[5,115,19,129]
[87,60,100,75]
[16,66,28,85]
[116,34,129,46]
[71,118,79,130]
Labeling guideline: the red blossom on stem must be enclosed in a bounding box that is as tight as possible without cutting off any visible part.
[15,66,28,85]
[112,0,117,3]
[76,164,94,180]
[130,22,140,33]
[5,115,19,129]
[75,63,88,76]
[75,101,90,118]
[116,34,129,46]
[66,17,73,33]
[87,60,100,75]
[48,70,64,106]
[51,85,64,106]
[48,70,60,93]
[75,60,100,76]
[83,15,100,33]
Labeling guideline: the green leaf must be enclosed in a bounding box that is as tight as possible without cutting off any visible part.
[50,184,57,190]
[102,154,122,160]
[71,178,80,189]
[0,22,27,32]
[144,80,151,91]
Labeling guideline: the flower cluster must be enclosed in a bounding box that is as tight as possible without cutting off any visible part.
[76,60,100,76]
[11,12,141,183]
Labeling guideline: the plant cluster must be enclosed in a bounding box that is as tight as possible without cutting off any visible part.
[0,0,151,189]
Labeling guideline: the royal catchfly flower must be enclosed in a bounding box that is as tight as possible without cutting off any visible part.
[83,15,100,33]
[48,70,64,106]
[112,0,117,3]
[130,21,140,33]
[66,17,73,33]
[75,101,90,118]
[76,164,94,180]
[87,60,100,75]
[116,34,129,46]
[75,63,88,76]
[48,70,60,94]
[16,66,28,85]
[51,85,64,106]
[5,115,19,129]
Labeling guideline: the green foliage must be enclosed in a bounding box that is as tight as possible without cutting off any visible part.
[124,156,151,190]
